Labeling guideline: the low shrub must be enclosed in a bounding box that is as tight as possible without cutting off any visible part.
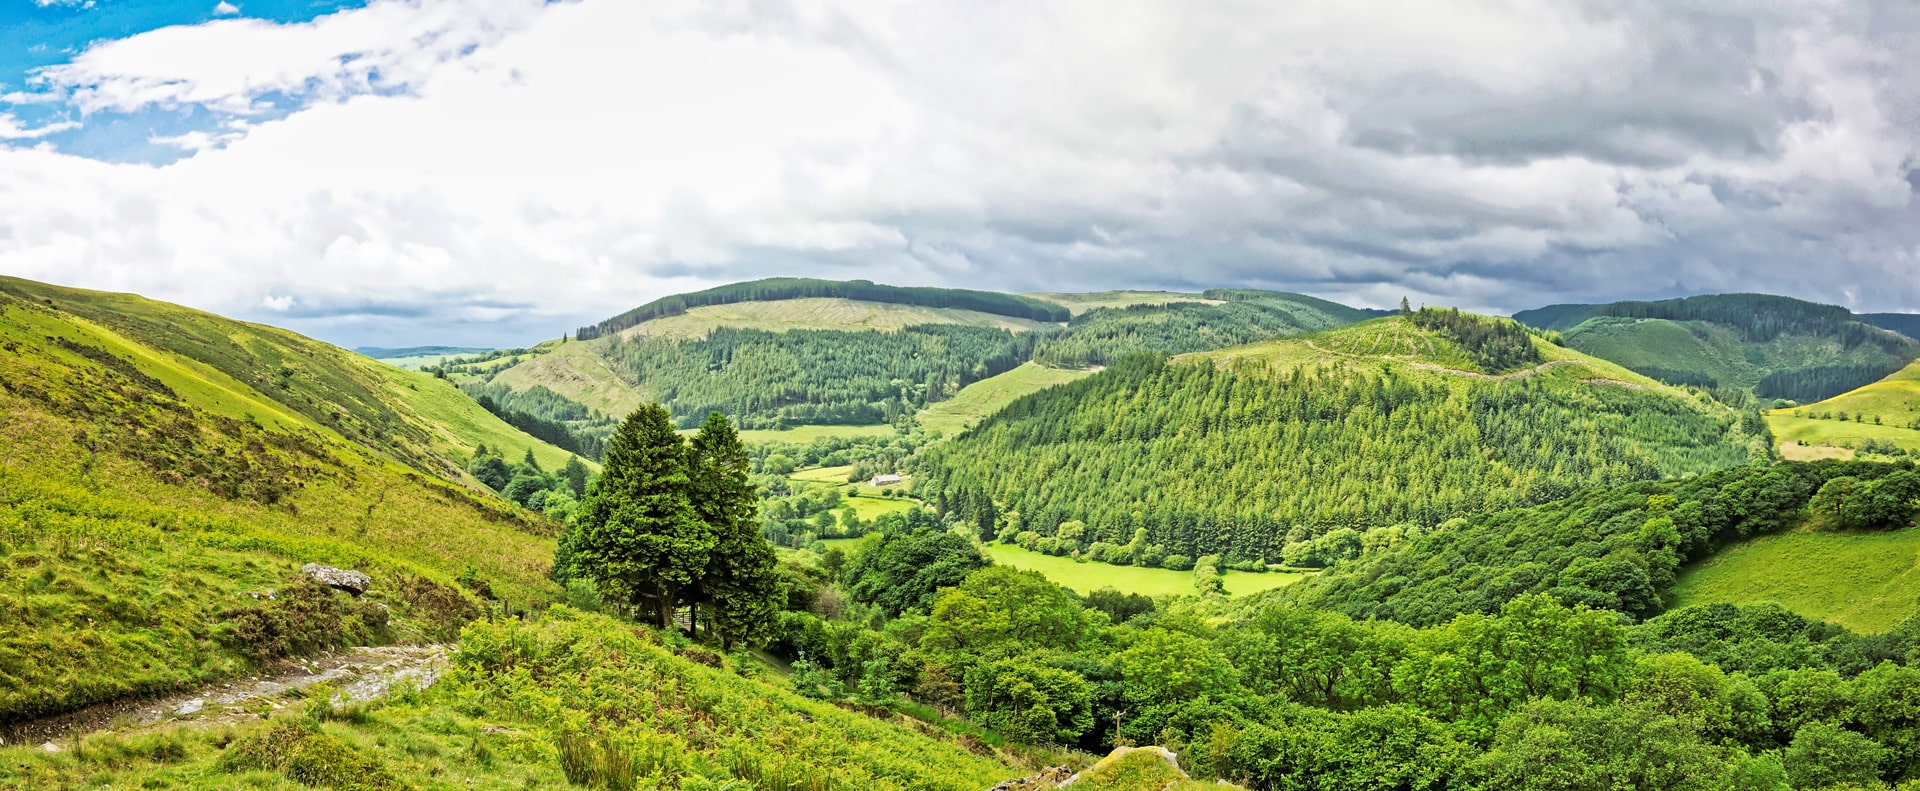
[218,718,408,791]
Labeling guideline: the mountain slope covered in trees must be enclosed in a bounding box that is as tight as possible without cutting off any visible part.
[1515,294,1920,402]
[1297,460,1915,629]
[915,313,1764,565]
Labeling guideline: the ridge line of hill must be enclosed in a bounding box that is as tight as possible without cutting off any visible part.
[576,277,1071,339]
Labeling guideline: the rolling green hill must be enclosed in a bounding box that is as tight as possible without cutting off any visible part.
[915,313,1763,568]
[481,281,1381,438]
[1515,294,1920,401]
[575,276,1071,339]
[0,278,575,724]
[1765,359,1920,460]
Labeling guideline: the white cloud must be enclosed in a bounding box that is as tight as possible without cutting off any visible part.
[213,2,240,15]
[0,114,79,139]
[1,0,1917,347]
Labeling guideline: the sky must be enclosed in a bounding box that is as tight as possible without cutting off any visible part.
[1,0,1918,349]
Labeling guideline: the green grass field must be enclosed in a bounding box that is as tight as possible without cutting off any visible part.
[1024,291,1221,316]
[983,544,1305,598]
[789,464,861,484]
[919,362,1094,436]
[1672,526,1920,633]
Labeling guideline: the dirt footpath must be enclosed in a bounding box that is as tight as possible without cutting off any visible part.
[0,644,448,750]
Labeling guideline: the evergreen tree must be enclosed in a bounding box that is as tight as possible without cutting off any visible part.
[688,411,781,649]
[569,403,711,628]
[559,455,590,498]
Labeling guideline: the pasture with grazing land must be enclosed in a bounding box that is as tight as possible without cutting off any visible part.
[1672,526,1920,634]
[984,543,1307,598]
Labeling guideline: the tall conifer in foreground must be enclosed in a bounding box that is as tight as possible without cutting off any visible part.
[689,411,782,650]
[571,403,711,628]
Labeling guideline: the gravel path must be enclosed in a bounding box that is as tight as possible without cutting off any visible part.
[0,644,448,750]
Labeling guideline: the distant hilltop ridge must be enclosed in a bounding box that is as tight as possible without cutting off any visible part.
[355,345,492,359]
[574,277,1072,340]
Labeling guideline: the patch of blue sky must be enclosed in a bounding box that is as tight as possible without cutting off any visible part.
[0,0,368,94]
[1,1,370,162]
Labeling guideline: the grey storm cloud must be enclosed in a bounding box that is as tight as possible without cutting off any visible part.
[0,0,1916,347]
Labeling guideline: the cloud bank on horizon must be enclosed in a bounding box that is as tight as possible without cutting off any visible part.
[0,0,1917,347]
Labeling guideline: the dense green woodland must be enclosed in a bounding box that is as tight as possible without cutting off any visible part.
[915,352,1761,564]
[1301,460,1914,626]
[601,324,1036,429]
[577,277,1070,339]
[771,515,1920,790]
[1032,291,1376,368]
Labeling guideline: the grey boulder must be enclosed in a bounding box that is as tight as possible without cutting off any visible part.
[302,563,371,596]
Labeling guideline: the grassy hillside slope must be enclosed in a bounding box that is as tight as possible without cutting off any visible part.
[1515,294,1920,401]
[0,277,582,482]
[1673,525,1920,633]
[1026,290,1223,315]
[916,315,1761,566]
[0,283,565,723]
[2,609,1028,789]
[918,361,1095,436]
[1765,359,1920,460]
